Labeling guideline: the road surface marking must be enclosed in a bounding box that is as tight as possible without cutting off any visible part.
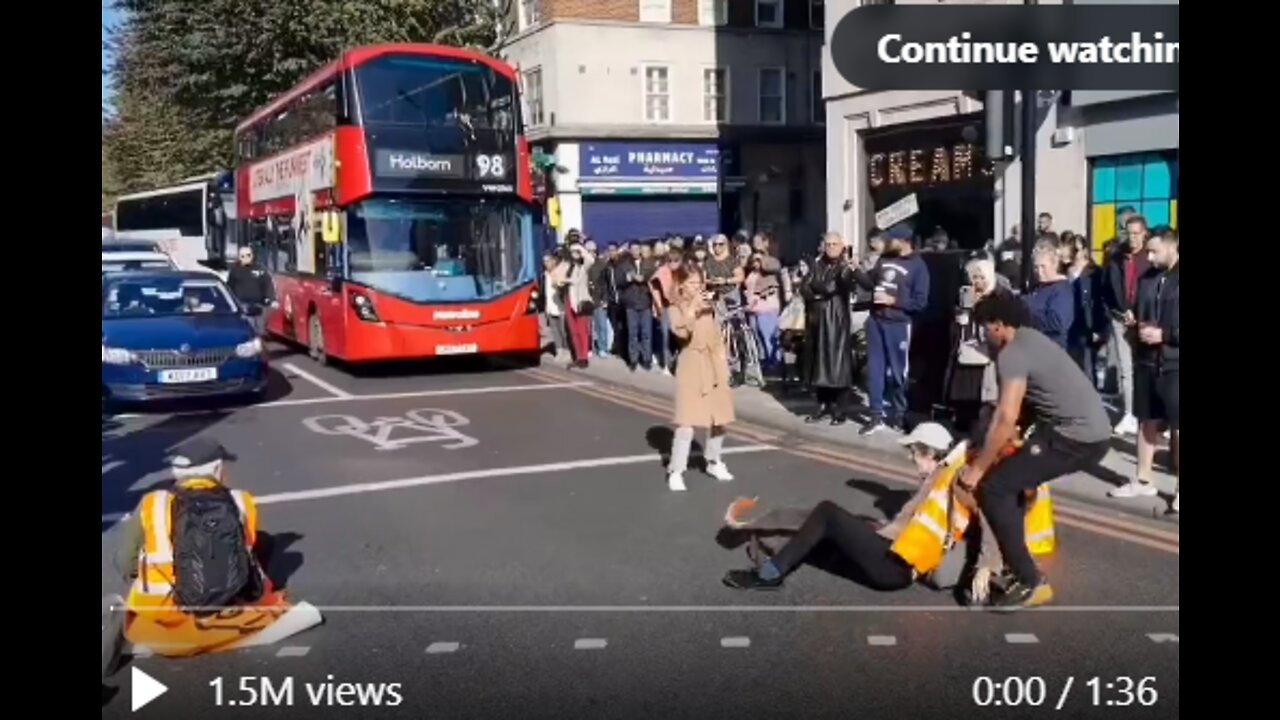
[867,635,897,646]
[1147,633,1179,644]
[110,381,596,418]
[574,638,607,650]
[125,604,1179,614]
[720,636,751,648]
[426,642,461,654]
[1005,633,1039,644]
[302,408,479,452]
[281,362,353,398]
[276,646,310,657]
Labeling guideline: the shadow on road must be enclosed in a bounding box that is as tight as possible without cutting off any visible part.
[333,354,540,379]
[644,426,703,467]
[845,477,915,520]
[256,531,306,590]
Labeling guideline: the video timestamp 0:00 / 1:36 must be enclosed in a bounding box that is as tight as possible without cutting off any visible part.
[972,676,1160,710]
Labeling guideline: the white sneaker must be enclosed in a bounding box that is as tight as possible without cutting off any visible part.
[662,368,672,377]
[667,472,687,492]
[706,461,735,482]
[1109,481,1159,499]
[1113,414,1139,436]
[1170,493,1179,513]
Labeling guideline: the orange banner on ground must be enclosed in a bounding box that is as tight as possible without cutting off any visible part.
[124,591,293,658]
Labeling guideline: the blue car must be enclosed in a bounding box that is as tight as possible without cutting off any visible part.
[102,271,268,402]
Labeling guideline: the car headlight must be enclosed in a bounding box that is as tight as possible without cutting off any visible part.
[101,345,135,365]
[235,337,264,358]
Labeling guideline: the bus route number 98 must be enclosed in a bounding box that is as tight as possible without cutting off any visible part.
[475,154,507,179]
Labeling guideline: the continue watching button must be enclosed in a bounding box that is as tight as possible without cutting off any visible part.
[131,667,168,712]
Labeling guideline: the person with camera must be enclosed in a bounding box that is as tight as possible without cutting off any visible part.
[665,266,737,492]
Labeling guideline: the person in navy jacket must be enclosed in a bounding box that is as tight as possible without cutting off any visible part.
[852,223,930,434]
[1023,243,1074,349]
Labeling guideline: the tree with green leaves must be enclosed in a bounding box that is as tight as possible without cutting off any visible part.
[103,0,515,195]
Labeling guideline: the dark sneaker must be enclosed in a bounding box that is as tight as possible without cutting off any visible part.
[722,569,784,591]
[830,414,848,426]
[989,577,1054,611]
[805,406,832,424]
[859,419,886,437]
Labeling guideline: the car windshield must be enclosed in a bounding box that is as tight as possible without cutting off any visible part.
[103,277,239,318]
[345,198,534,302]
[355,55,515,134]
[103,241,162,253]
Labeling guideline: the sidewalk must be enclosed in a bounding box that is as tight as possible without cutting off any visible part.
[540,353,1179,525]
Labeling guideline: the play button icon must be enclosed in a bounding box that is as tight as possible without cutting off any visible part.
[131,667,168,712]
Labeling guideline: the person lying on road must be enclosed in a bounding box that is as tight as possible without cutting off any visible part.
[722,422,1008,599]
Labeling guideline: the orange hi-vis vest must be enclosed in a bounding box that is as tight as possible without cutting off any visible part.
[127,479,258,611]
[889,442,1055,575]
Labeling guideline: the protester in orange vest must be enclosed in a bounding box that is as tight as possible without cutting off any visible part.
[723,422,1006,593]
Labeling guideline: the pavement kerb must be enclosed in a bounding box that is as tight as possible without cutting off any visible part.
[522,363,1180,534]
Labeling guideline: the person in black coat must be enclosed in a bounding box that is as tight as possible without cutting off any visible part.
[799,233,858,425]
[1062,235,1109,387]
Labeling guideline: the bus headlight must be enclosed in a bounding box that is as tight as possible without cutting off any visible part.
[235,337,264,358]
[351,293,380,322]
[526,289,540,315]
[101,345,135,365]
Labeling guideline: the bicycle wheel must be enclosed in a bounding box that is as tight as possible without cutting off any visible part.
[738,321,766,388]
[723,319,744,387]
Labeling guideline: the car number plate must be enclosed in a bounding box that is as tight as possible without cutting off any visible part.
[436,343,479,356]
[157,367,218,384]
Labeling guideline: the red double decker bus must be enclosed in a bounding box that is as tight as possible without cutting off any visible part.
[233,44,539,364]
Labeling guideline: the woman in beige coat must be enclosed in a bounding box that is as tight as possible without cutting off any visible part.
[666,266,736,492]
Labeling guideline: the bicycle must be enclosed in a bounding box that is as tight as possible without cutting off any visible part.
[714,291,766,389]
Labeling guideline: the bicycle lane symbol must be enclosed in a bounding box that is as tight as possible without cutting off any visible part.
[302,408,480,452]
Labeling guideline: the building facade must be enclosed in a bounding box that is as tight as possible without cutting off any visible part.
[500,0,828,258]
[822,0,1178,258]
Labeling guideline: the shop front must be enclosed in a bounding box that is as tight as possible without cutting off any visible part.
[860,114,995,251]
[577,142,723,244]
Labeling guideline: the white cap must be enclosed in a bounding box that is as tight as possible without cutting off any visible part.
[898,422,953,453]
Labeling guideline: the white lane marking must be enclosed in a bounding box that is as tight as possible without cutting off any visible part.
[275,646,310,657]
[867,635,897,646]
[124,604,1179,614]
[574,638,607,650]
[100,445,774,523]
[1147,633,1179,644]
[1005,633,1040,644]
[281,362,353,398]
[720,636,750,648]
[110,381,596,418]
[302,408,478,452]
[425,642,461,654]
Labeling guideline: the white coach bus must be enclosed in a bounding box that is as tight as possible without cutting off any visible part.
[112,172,236,275]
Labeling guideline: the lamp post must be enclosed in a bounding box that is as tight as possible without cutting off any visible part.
[1019,0,1039,292]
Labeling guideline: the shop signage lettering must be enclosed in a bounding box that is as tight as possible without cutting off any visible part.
[867,142,993,190]
[581,143,720,181]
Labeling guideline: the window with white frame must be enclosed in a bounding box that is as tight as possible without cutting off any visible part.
[639,0,672,23]
[703,67,729,123]
[642,65,671,123]
[518,0,541,30]
[524,68,544,126]
[699,0,728,26]
[758,68,785,124]
[756,0,783,29]
[810,0,825,29]
[811,69,825,123]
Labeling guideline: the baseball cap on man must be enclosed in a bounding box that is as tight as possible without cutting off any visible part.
[897,422,953,453]
[168,437,237,468]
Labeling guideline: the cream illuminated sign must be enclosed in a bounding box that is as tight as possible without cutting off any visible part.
[868,142,993,190]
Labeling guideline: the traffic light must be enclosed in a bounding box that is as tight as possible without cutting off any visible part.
[984,90,1015,161]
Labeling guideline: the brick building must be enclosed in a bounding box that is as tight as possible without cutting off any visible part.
[500,0,827,258]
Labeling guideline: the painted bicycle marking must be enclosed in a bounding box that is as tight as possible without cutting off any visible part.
[302,408,479,451]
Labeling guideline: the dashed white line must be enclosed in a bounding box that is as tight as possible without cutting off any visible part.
[1004,633,1040,645]
[426,642,461,654]
[867,635,897,646]
[276,645,311,657]
[720,636,751,648]
[281,363,353,398]
[1147,633,1179,644]
[574,638,607,650]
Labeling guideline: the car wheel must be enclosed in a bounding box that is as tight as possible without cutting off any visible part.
[308,313,328,366]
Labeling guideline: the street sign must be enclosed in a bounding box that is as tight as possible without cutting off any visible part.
[875,193,919,230]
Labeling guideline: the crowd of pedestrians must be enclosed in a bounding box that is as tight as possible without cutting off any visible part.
[539,211,1179,513]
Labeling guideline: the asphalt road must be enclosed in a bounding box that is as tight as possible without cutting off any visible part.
[102,349,1179,720]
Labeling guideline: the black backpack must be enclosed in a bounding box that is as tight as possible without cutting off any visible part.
[171,484,260,613]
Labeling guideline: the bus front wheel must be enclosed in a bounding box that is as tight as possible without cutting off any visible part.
[308,313,328,366]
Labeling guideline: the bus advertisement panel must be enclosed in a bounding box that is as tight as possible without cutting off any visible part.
[233,44,538,364]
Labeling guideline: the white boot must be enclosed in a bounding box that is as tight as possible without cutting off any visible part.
[667,471,687,492]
